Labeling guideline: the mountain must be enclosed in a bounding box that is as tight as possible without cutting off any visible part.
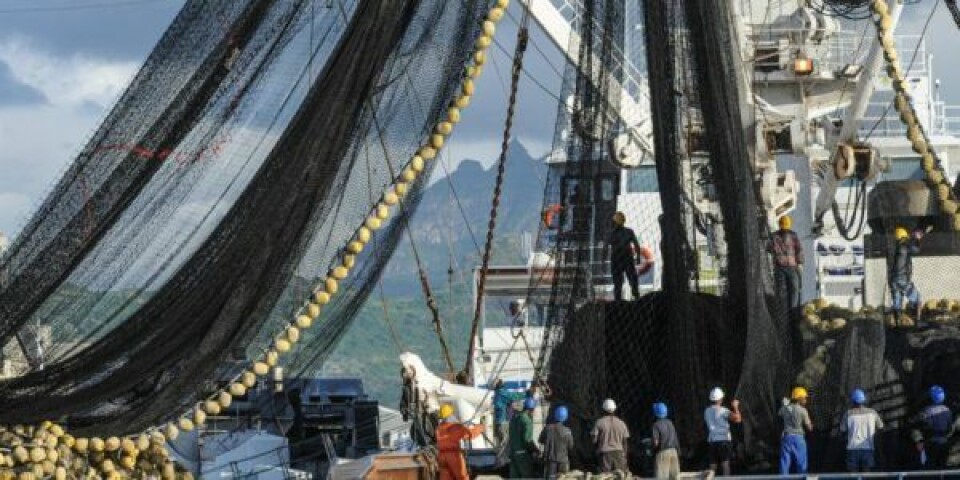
[379,140,548,295]
[325,140,548,405]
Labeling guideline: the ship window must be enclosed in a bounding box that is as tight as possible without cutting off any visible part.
[626,165,659,193]
[883,156,924,181]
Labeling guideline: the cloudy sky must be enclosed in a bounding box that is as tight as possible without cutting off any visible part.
[0,0,958,239]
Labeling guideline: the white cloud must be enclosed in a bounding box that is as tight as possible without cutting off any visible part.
[0,40,136,238]
[0,37,138,109]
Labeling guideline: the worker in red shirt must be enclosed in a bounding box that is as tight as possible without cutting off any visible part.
[436,403,485,480]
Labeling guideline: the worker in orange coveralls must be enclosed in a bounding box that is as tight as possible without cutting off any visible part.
[436,403,486,480]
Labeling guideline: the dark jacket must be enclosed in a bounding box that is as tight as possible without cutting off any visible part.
[889,238,920,283]
[608,226,641,264]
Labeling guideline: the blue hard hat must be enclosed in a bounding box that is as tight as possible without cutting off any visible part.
[852,389,867,405]
[553,406,569,423]
[931,385,946,405]
[524,397,538,410]
[653,402,668,419]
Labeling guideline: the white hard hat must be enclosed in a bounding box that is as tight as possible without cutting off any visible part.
[709,387,725,402]
[602,398,617,413]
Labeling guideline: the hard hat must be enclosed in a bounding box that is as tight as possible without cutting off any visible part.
[851,389,867,405]
[778,216,792,230]
[553,406,569,423]
[652,402,668,419]
[613,212,626,226]
[602,398,617,413]
[524,397,538,411]
[930,385,946,405]
[791,387,808,400]
[709,387,725,402]
[894,226,909,241]
[439,404,455,420]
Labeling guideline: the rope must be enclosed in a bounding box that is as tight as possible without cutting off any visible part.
[464,12,531,382]
[368,99,457,374]
[946,0,960,29]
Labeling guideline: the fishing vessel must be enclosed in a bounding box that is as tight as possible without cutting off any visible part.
[2,0,960,478]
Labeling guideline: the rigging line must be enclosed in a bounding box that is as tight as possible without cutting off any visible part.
[465,10,530,381]
[489,44,513,97]
[362,135,405,354]
[863,0,940,141]
[365,94,458,375]
[0,0,171,14]
[491,36,565,104]
[438,152,483,256]
[502,5,566,80]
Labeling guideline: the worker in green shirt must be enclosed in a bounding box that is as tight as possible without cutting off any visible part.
[509,397,541,478]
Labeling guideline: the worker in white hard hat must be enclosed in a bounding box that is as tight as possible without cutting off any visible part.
[704,387,742,476]
[591,398,630,473]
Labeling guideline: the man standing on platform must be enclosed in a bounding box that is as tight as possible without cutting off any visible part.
[769,215,803,310]
[606,212,642,301]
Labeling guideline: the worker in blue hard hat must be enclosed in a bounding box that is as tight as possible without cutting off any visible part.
[539,405,575,478]
[509,397,541,478]
[888,225,923,324]
[914,385,954,469]
[651,402,680,480]
[840,388,884,472]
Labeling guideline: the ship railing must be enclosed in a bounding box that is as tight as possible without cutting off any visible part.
[858,104,960,139]
[686,471,960,479]
[745,26,871,75]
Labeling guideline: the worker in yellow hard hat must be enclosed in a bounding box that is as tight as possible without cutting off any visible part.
[779,386,813,474]
[435,403,485,480]
[769,215,804,310]
[888,225,923,324]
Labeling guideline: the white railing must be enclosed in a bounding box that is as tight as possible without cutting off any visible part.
[746,26,871,76]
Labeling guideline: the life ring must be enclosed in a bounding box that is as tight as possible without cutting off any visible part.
[634,245,655,275]
[542,204,563,229]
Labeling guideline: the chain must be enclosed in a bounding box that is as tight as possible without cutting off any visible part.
[464,16,530,382]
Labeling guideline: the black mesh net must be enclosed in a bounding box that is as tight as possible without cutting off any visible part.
[0,0,488,434]
[533,0,794,473]
[533,0,960,474]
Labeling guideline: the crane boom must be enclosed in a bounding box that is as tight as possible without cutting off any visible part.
[813,1,904,231]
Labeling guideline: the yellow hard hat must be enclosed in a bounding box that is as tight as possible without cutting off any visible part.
[778,216,792,230]
[894,226,909,241]
[613,212,626,226]
[439,404,455,420]
[791,387,808,400]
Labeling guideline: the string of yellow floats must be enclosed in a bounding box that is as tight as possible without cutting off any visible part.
[0,1,509,478]
[872,0,960,230]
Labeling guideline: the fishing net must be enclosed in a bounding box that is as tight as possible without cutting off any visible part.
[536,0,960,473]
[0,0,488,434]
[535,0,793,472]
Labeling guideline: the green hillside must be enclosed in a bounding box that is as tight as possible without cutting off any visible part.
[325,141,546,406]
